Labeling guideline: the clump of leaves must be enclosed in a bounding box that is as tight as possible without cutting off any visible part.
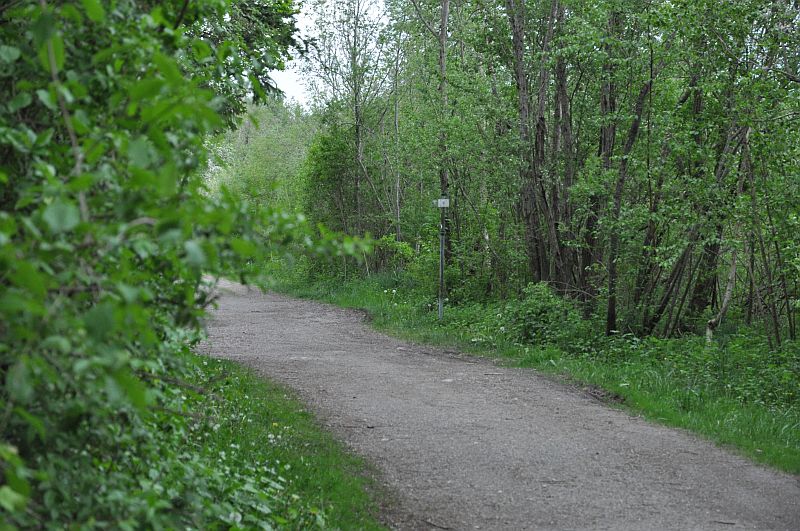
[503,283,588,348]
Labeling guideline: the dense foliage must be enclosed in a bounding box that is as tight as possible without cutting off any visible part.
[207,101,318,211]
[0,0,367,526]
[299,0,799,346]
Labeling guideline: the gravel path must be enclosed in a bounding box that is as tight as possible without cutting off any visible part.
[202,280,799,530]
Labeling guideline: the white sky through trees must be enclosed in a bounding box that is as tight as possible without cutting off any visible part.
[273,4,313,107]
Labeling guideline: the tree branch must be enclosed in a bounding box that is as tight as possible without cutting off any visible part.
[39,0,89,222]
[173,0,191,30]
[409,0,438,39]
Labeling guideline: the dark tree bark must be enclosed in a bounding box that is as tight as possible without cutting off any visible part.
[606,76,656,335]
[506,0,543,281]
[580,12,619,309]
[505,0,559,283]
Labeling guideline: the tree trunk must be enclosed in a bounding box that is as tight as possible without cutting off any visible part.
[606,76,656,335]
[554,8,577,290]
[506,0,559,283]
[581,12,619,308]
[706,129,749,343]
[351,2,364,233]
[505,0,542,281]
[439,0,451,265]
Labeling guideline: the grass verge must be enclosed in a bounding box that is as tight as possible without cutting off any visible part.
[274,273,800,475]
[190,355,386,530]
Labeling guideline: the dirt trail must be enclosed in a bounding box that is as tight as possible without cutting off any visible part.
[202,280,799,530]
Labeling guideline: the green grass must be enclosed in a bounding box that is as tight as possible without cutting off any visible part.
[191,356,386,530]
[274,273,800,475]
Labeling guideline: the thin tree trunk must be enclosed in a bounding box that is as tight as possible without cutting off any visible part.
[534,0,563,286]
[581,12,619,308]
[392,38,403,241]
[747,140,781,346]
[554,18,577,289]
[351,3,363,233]
[667,252,700,337]
[506,0,559,284]
[762,182,796,339]
[606,76,657,334]
[706,249,739,343]
[706,131,749,343]
[505,0,542,281]
[643,233,697,335]
[439,0,451,264]
[746,233,755,325]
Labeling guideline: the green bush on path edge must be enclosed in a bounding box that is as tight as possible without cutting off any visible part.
[1,343,385,529]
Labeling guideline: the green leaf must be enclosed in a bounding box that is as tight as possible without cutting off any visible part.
[42,200,80,233]
[81,0,106,22]
[84,302,116,341]
[7,92,32,113]
[10,261,47,298]
[127,137,153,168]
[129,78,165,102]
[31,13,56,48]
[67,173,95,192]
[184,240,207,268]
[36,89,57,111]
[0,291,45,316]
[231,238,258,258]
[0,444,23,466]
[112,369,148,410]
[117,283,139,303]
[192,38,212,61]
[0,485,27,513]
[153,53,182,84]
[35,128,54,148]
[0,444,30,497]
[7,360,33,404]
[0,45,21,63]
[37,33,65,73]
[42,335,71,353]
[14,407,46,441]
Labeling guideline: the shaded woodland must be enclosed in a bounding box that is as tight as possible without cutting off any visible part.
[295,0,800,342]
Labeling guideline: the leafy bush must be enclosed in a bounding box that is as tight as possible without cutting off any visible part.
[0,0,346,527]
[652,336,800,410]
[426,280,799,413]
[503,283,588,349]
[373,234,414,271]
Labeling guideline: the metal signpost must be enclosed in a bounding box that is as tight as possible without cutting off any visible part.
[434,198,449,320]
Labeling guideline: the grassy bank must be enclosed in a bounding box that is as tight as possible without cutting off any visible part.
[274,272,800,475]
[186,355,386,529]
[2,345,385,529]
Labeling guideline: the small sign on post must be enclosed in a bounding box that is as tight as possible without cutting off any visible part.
[435,197,449,320]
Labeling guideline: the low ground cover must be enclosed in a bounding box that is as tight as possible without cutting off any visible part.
[189,356,385,530]
[2,341,384,529]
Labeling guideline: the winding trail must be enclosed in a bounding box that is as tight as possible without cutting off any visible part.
[203,280,799,530]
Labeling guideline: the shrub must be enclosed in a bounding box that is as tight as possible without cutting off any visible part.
[504,283,588,349]
[373,234,414,271]
[0,1,337,527]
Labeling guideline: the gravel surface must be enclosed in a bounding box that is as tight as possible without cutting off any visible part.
[201,280,800,530]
